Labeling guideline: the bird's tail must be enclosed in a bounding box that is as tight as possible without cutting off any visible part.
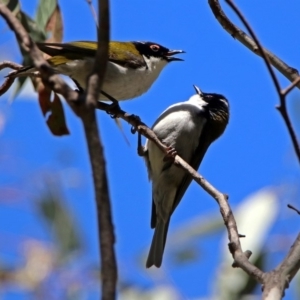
[146,219,170,268]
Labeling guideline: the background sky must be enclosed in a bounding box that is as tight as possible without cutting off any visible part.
[1,0,300,299]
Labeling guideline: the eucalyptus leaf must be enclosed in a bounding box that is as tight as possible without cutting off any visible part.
[35,0,57,33]
[37,188,82,262]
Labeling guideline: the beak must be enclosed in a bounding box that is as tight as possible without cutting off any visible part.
[165,49,185,62]
[193,85,203,96]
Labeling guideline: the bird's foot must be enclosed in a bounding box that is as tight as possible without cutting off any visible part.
[163,146,177,161]
[129,115,141,134]
[96,99,121,118]
[106,99,121,118]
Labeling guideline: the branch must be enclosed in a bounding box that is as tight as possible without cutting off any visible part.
[0,5,84,108]
[0,3,117,299]
[79,0,117,299]
[0,60,22,96]
[85,0,99,27]
[209,1,300,298]
[95,102,265,283]
[223,0,300,164]
[208,0,300,89]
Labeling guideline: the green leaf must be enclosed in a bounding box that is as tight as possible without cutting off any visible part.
[12,12,46,96]
[35,0,57,32]
[37,188,82,261]
[19,11,46,42]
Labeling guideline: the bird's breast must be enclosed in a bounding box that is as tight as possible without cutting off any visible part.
[55,58,167,100]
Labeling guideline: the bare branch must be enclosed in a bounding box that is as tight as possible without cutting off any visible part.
[0,5,82,107]
[262,235,300,299]
[0,60,23,71]
[79,1,117,300]
[0,61,23,96]
[85,0,99,27]
[0,3,116,299]
[281,77,300,97]
[287,204,300,215]
[96,102,265,283]
[223,0,300,164]
[0,76,15,96]
[225,0,281,95]
[208,0,300,89]
[209,1,300,297]
[85,0,109,107]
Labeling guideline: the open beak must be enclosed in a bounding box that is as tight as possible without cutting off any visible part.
[165,49,185,62]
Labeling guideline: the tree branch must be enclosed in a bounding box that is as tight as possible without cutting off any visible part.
[223,0,300,164]
[79,0,117,299]
[0,3,117,299]
[208,1,300,298]
[95,102,265,283]
[208,0,300,89]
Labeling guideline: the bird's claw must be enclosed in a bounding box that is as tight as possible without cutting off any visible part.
[163,146,177,161]
[104,100,121,118]
[129,115,141,134]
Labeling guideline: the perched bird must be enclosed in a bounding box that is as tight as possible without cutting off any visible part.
[8,41,184,101]
[144,85,230,268]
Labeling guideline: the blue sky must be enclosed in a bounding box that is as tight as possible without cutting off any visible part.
[1,0,300,299]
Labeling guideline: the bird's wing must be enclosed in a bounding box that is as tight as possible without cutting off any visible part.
[108,42,146,68]
[37,41,146,68]
[37,41,97,58]
[171,128,212,215]
[149,133,210,227]
[149,103,209,227]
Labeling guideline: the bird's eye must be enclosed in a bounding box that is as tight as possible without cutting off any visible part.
[150,44,160,52]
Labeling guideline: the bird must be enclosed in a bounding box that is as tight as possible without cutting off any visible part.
[143,85,230,268]
[7,41,184,101]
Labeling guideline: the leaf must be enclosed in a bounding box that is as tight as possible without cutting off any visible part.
[13,11,46,95]
[37,187,82,261]
[35,0,57,33]
[19,11,46,41]
[171,247,199,265]
[45,4,63,43]
[46,94,70,136]
[38,82,70,136]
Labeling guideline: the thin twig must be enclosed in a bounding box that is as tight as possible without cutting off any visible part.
[287,204,300,215]
[0,61,22,96]
[225,0,281,96]
[85,0,99,27]
[0,60,23,71]
[213,1,300,298]
[0,77,15,96]
[208,0,300,89]
[281,77,300,96]
[225,0,300,164]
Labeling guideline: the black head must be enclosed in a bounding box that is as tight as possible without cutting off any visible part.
[133,41,185,62]
[193,85,229,113]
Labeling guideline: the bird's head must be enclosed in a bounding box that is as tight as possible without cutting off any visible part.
[193,85,230,140]
[133,41,185,64]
